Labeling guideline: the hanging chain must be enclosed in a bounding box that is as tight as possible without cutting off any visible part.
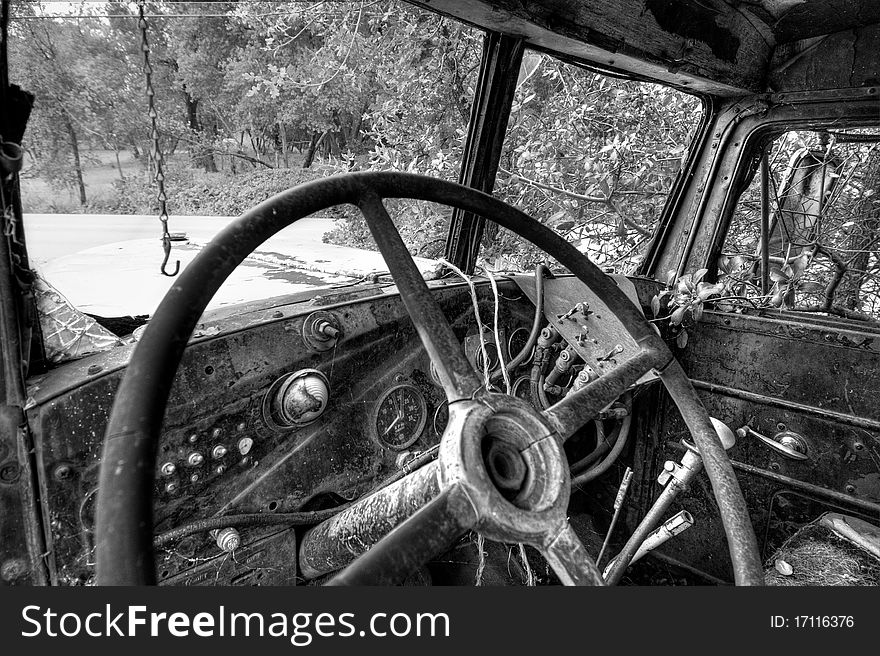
[137,0,179,277]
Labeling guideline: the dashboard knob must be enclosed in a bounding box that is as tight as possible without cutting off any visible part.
[211,527,241,553]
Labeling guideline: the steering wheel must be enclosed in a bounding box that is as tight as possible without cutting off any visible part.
[94,172,763,586]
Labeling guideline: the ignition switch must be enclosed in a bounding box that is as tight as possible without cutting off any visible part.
[302,311,342,352]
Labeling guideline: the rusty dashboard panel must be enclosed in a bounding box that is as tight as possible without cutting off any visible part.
[514,273,658,385]
[24,280,537,585]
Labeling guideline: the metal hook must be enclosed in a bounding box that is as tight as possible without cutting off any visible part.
[160,236,180,277]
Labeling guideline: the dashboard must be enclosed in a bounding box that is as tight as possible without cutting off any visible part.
[25,277,549,584]
[27,268,873,586]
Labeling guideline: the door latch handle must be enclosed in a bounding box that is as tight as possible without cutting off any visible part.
[736,426,810,461]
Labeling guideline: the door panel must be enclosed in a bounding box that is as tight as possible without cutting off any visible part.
[646,310,880,581]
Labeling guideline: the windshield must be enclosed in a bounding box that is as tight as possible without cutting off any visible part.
[13,1,480,320]
[11,1,700,326]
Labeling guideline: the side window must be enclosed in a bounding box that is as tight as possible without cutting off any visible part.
[720,129,880,321]
[492,51,703,273]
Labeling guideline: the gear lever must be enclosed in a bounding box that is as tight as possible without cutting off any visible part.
[602,418,736,584]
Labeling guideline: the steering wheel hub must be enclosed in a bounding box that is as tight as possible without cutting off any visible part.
[439,394,570,546]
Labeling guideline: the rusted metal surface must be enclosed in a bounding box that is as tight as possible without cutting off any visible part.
[410,0,770,94]
[769,24,880,92]
[301,462,442,580]
[30,280,535,585]
[643,308,880,581]
[326,482,476,586]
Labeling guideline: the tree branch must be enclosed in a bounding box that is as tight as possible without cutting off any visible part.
[498,167,652,236]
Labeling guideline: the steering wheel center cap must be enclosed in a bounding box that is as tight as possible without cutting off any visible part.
[438,393,571,545]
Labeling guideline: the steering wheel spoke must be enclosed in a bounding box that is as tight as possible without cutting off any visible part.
[327,483,478,586]
[539,522,604,586]
[543,346,667,441]
[357,192,482,403]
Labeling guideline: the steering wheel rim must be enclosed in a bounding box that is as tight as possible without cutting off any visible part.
[94,171,762,586]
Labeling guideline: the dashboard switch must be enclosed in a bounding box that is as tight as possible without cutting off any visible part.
[211,527,241,553]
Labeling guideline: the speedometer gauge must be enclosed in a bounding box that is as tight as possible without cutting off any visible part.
[372,384,427,450]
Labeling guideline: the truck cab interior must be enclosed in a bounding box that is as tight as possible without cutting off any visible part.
[1,0,879,586]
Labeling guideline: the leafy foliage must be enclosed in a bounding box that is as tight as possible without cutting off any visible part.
[11,1,699,270]
[721,128,880,320]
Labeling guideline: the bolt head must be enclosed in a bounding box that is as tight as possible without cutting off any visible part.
[53,464,72,481]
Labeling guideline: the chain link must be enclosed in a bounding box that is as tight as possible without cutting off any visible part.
[137,0,179,276]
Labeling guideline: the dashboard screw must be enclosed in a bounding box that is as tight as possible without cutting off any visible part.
[0,463,20,483]
[87,364,103,375]
[53,464,72,481]
[845,484,857,495]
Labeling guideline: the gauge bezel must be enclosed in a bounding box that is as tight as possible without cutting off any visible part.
[508,326,534,366]
[371,383,428,451]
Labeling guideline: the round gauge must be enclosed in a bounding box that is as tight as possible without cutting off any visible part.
[508,327,533,365]
[433,402,449,436]
[511,375,532,403]
[474,342,500,372]
[372,384,428,450]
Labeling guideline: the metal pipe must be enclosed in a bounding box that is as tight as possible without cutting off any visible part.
[731,460,880,518]
[604,411,745,585]
[596,467,633,565]
[492,263,547,381]
[603,510,694,576]
[690,378,880,432]
[603,449,704,585]
[760,150,770,295]
[570,410,632,487]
